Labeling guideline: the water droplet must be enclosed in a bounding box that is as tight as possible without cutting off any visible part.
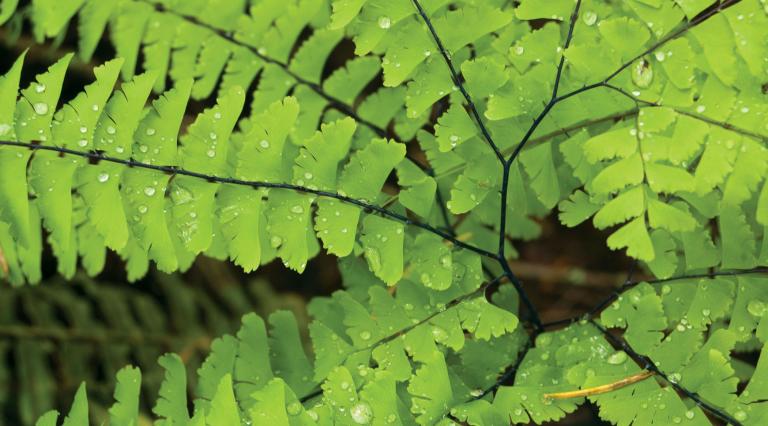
[260,139,270,148]
[632,60,654,88]
[77,139,88,147]
[138,205,148,214]
[270,236,282,248]
[98,173,110,183]
[209,132,217,140]
[79,126,88,133]
[35,84,46,93]
[607,351,627,365]
[378,16,391,29]
[654,51,666,62]
[747,300,766,316]
[696,105,706,113]
[106,126,116,135]
[213,112,222,120]
[286,402,302,416]
[359,330,371,340]
[144,187,156,196]
[514,45,525,56]
[350,402,373,424]
[582,11,597,26]
[146,128,156,136]
[685,410,695,419]
[33,103,49,115]
[291,205,304,214]
[139,145,149,153]
[91,104,99,111]
[206,149,216,158]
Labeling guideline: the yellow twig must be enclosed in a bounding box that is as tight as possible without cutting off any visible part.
[543,370,655,400]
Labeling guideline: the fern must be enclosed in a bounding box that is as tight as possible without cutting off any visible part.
[0,0,767,424]
[0,272,278,424]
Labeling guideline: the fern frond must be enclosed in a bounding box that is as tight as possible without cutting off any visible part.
[0,54,494,286]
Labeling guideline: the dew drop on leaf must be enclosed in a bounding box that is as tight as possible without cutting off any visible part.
[747,300,765,316]
[608,351,627,365]
[260,139,270,148]
[582,11,597,26]
[378,16,391,29]
[350,402,372,424]
[35,84,46,93]
[270,236,282,248]
[97,173,109,183]
[144,187,156,197]
[286,402,302,416]
[33,103,49,115]
[145,128,156,136]
[632,60,654,88]
[291,205,304,214]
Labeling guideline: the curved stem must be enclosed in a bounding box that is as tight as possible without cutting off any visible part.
[0,140,498,260]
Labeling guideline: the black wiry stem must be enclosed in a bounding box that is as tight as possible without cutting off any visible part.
[0,141,497,260]
[602,83,768,142]
[298,273,508,401]
[542,267,768,329]
[590,320,744,426]
[600,0,742,84]
[509,0,742,163]
[506,0,582,165]
[147,2,390,140]
[410,0,505,164]
[475,331,537,400]
[460,0,744,409]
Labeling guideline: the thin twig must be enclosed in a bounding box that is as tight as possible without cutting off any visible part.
[543,370,654,400]
[591,320,744,426]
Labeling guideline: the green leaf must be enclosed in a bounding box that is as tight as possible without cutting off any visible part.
[109,366,141,426]
[61,383,88,426]
[361,215,404,286]
[153,354,190,424]
[521,142,561,209]
[606,216,655,261]
[340,139,406,201]
[206,375,240,425]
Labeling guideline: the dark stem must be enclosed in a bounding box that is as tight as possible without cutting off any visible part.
[410,0,505,164]
[590,320,744,426]
[0,140,497,260]
[542,267,768,329]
